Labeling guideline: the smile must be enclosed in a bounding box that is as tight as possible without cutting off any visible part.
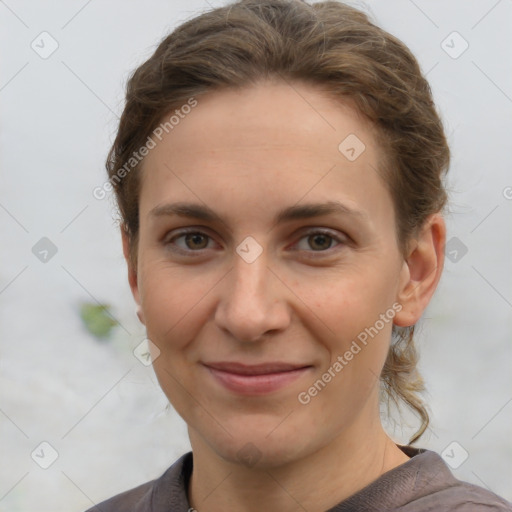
[202,362,313,395]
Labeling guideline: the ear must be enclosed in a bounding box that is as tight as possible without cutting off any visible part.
[393,213,446,327]
[121,225,145,325]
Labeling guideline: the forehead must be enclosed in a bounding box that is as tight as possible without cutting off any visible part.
[147,79,378,158]
[138,79,393,228]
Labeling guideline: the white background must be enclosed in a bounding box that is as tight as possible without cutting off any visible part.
[1,0,511,510]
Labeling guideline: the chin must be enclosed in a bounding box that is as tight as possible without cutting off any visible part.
[200,420,314,470]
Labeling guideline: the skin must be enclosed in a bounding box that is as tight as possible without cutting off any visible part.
[121,78,445,512]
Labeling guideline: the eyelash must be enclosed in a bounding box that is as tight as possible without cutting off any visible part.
[163,228,347,258]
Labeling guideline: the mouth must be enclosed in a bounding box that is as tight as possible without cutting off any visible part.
[202,361,313,395]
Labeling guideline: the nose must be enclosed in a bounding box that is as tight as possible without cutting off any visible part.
[214,248,291,343]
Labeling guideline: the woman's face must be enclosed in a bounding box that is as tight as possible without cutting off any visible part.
[128,80,414,467]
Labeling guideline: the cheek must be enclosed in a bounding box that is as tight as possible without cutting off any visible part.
[138,261,210,350]
[289,267,397,394]
[287,267,397,340]
[139,264,207,413]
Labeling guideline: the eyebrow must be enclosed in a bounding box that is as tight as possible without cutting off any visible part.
[149,200,367,226]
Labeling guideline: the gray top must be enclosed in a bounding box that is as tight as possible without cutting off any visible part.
[85,445,512,511]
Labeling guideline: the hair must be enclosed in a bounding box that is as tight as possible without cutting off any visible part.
[106,0,450,444]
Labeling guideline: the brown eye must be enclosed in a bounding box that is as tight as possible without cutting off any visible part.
[165,229,216,255]
[294,229,344,254]
[183,233,209,250]
[292,228,350,260]
[307,233,334,251]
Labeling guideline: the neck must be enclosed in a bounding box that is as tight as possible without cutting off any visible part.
[187,403,410,512]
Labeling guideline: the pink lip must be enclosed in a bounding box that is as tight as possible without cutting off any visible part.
[203,362,312,395]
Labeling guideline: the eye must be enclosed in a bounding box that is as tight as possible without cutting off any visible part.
[293,229,346,254]
[163,227,347,257]
[164,229,217,255]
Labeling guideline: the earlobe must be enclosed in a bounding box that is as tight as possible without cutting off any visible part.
[393,214,446,328]
[135,304,145,325]
[121,224,144,323]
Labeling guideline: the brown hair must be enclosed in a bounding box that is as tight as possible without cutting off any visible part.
[106,0,450,444]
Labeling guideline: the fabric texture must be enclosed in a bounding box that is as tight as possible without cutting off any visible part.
[85,445,512,511]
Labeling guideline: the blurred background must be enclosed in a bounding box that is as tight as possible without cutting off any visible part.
[1,0,511,510]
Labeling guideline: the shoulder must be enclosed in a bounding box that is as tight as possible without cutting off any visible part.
[333,446,512,512]
[399,479,512,511]
[83,452,193,512]
[84,479,155,512]
[397,447,512,512]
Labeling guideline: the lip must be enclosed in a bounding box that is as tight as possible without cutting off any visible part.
[203,362,312,395]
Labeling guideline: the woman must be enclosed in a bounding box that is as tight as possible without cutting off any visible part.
[87,0,512,510]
